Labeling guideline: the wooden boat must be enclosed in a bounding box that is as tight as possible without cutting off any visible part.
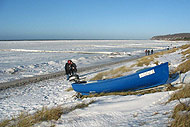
[72,62,169,95]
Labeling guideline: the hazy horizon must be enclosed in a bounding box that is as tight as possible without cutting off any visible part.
[0,0,189,40]
[0,38,150,41]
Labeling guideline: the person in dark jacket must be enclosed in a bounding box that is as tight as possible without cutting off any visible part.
[147,50,150,55]
[65,60,77,80]
[151,49,154,54]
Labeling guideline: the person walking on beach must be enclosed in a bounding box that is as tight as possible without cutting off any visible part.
[151,49,154,54]
[145,49,148,56]
[65,60,77,80]
[167,46,169,50]
[147,50,150,55]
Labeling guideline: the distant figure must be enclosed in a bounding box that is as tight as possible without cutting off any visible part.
[151,49,154,54]
[147,50,150,55]
[145,49,148,56]
[65,60,77,80]
[170,44,173,48]
[167,46,169,50]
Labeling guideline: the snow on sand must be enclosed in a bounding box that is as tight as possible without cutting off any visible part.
[0,41,190,127]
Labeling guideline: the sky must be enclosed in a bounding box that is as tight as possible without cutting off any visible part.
[0,0,190,40]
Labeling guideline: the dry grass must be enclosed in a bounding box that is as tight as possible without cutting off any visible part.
[65,87,73,92]
[131,44,190,67]
[172,59,190,74]
[90,66,132,80]
[134,55,155,67]
[167,84,190,127]
[0,120,12,127]
[182,48,190,55]
[186,54,190,59]
[130,55,154,67]
[91,44,190,80]
[170,102,190,127]
[182,48,190,56]
[131,48,178,67]
[0,106,63,127]
[162,45,190,127]
[170,44,190,74]
[179,44,190,50]
[172,101,190,118]
[0,100,95,127]
[80,86,167,99]
[164,84,182,91]
[78,84,181,99]
[167,84,190,103]
[181,44,190,61]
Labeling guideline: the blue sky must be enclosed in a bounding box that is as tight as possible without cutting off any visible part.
[0,0,189,40]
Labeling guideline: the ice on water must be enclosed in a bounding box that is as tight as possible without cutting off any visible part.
[0,40,185,83]
[0,40,190,127]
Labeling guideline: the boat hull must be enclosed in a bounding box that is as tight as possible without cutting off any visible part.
[72,62,169,95]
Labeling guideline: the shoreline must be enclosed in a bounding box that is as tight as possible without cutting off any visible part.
[0,39,147,41]
[0,56,139,91]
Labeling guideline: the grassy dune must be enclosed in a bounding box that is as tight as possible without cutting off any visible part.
[167,84,190,127]
[90,66,132,80]
[87,43,190,126]
[90,44,190,81]
[0,100,95,127]
[131,47,178,67]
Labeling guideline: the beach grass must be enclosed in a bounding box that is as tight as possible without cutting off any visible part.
[0,100,95,127]
[65,87,73,91]
[80,90,161,99]
[80,84,179,99]
[90,46,177,80]
[90,66,132,80]
[0,119,12,127]
[131,47,179,67]
[133,55,155,67]
[131,44,190,68]
[181,44,190,61]
[167,84,190,103]
[82,43,190,99]
[170,102,190,127]
[172,59,190,74]
[167,84,190,127]
[179,44,190,50]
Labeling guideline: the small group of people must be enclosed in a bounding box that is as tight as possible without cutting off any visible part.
[65,60,77,80]
[145,49,153,56]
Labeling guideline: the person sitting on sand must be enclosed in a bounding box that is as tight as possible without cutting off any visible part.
[65,60,77,80]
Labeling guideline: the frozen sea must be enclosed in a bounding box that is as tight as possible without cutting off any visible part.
[0,40,190,127]
[0,40,187,83]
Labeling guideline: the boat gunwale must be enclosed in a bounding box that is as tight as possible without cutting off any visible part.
[72,62,169,86]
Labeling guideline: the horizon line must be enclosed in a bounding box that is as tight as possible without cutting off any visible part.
[0,38,149,41]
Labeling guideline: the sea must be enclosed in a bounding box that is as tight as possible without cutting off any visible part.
[0,39,187,83]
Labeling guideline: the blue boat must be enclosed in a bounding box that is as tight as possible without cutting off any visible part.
[72,62,169,95]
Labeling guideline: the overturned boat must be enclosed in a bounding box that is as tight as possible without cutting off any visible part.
[72,62,169,95]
